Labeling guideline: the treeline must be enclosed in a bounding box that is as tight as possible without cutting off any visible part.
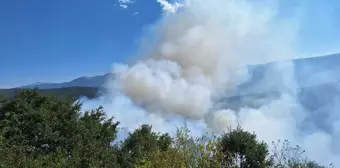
[0,90,331,168]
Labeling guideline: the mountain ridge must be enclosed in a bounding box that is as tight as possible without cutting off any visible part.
[20,73,115,89]
[0,86,99,100]
[16,53,340,90]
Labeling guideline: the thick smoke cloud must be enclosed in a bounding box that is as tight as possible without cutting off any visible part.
[82,0,340,166]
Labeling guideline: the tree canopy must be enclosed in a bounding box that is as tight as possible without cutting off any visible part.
[0,90,331,168]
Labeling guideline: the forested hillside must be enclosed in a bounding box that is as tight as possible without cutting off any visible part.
[0,90,330,167]
[0,87,99,100]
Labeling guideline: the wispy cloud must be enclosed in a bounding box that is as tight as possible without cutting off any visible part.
[117,0,135,9]
[156,0,183,14]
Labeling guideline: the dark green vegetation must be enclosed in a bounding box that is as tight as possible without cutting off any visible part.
[0,90,332,168]
[0,87,99,100]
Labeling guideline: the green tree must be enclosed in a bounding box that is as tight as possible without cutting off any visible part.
[0,90,119,167]
[172,126,225,168]
[220,126,273,168]
[119,124,172,167]
[137,126,225,168]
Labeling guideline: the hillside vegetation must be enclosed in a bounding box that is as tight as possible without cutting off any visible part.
[0,90,331,168]
[0,87,99,100]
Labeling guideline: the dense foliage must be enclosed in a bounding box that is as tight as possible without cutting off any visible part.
[0,90,331,168]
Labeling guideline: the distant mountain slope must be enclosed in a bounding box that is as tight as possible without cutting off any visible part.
[18,53,340,91]
[21,73,114,89]
[0,87,100,100]
[238,53,340,94]
[4,53,339,120]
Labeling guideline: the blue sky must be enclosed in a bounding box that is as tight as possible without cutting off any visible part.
[0,0,339,88]
[0,0,162,88]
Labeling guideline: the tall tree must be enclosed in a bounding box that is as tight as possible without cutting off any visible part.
[119,124,172,167]
[0,90,119,167]
[220,126,273,168]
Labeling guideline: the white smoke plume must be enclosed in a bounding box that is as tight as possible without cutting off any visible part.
[82,0,339,166]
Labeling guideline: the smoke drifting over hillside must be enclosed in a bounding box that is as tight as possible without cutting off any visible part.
[82,0,340,166]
